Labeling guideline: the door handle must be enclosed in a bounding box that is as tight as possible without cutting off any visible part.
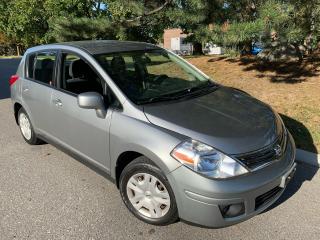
[22,87,29,92]
[53,98,62,107]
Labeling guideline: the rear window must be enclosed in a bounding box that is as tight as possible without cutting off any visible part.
[27,51,56,85]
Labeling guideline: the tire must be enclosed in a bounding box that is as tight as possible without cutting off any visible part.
[119,156,178,225]
[17,108,41,145]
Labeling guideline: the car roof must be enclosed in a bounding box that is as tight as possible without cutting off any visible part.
[50,40,161,55]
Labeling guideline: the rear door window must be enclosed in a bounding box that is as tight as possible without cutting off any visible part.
[27,51,57,86]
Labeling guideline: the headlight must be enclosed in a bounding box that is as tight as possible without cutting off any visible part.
[171,139,249,179]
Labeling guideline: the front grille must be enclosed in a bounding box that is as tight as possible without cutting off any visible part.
[234,129,287,170]
[255,186,282,210]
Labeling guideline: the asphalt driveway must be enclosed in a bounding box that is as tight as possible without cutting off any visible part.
[0,58,21,100]
[0,59,319,239]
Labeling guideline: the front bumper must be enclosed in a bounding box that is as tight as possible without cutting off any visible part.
[166,132,296,228]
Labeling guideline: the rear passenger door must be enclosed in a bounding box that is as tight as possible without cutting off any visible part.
[22,51,57,133]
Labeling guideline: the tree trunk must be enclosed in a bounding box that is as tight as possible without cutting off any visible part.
[304,34,313,55]
[193,42,203,55]
[16,44,20,56]
[292,43,303,62]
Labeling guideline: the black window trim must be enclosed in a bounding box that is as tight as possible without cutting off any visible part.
[24,50,59,89]
[56,50,123,110]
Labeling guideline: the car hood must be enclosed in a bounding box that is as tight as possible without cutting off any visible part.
[143,86,282,155]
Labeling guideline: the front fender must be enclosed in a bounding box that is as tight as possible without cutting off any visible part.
[109,111,186,178]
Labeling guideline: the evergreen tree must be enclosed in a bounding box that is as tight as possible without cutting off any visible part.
[0,0,319,57]
[203,0,320,56]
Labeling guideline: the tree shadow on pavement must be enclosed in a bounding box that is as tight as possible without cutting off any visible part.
[262,113,318,213]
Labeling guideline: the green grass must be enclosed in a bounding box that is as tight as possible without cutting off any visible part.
[0,55,20,59]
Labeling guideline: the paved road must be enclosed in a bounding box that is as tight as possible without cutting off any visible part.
[0,58,21,100]
[0,98,319,240]
[0,59,319,239]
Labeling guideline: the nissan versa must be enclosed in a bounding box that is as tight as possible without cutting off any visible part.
[10,41,296,228]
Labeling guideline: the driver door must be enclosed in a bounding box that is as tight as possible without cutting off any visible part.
[49,52,112,172]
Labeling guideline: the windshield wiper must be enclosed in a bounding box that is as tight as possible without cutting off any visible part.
[168,81,218,98]
[137,81,219,104]
[189,81,218,92]
[137,95,181,104]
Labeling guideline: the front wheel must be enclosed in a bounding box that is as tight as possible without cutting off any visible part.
[119,156,178,225]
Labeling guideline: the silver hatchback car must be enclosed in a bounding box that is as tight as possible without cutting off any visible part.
[10,40,296,228]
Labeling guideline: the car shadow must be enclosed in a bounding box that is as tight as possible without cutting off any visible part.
[263,163,318,213]
[262,113,318,213]
[280,114,317,154]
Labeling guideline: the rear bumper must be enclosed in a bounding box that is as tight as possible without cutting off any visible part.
[167,132,296,228]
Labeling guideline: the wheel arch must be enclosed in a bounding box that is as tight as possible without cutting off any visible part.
[115,151,143,188]
[114,145,180,188]
[14,102,23,124]
[13,101,36,129]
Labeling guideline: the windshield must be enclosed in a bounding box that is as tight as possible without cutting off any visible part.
[95,49,217,104]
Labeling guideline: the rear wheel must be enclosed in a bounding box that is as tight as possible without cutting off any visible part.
[18,108,41,145]
[119,156,178,225]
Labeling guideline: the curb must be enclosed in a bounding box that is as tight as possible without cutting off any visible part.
[295,149,320,167]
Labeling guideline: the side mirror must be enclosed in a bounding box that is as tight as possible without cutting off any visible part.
[77,92,107,118]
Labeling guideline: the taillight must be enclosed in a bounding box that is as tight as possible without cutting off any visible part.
[9,75,19,86]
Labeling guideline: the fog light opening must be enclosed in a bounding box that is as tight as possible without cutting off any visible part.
[219,203,245,218]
